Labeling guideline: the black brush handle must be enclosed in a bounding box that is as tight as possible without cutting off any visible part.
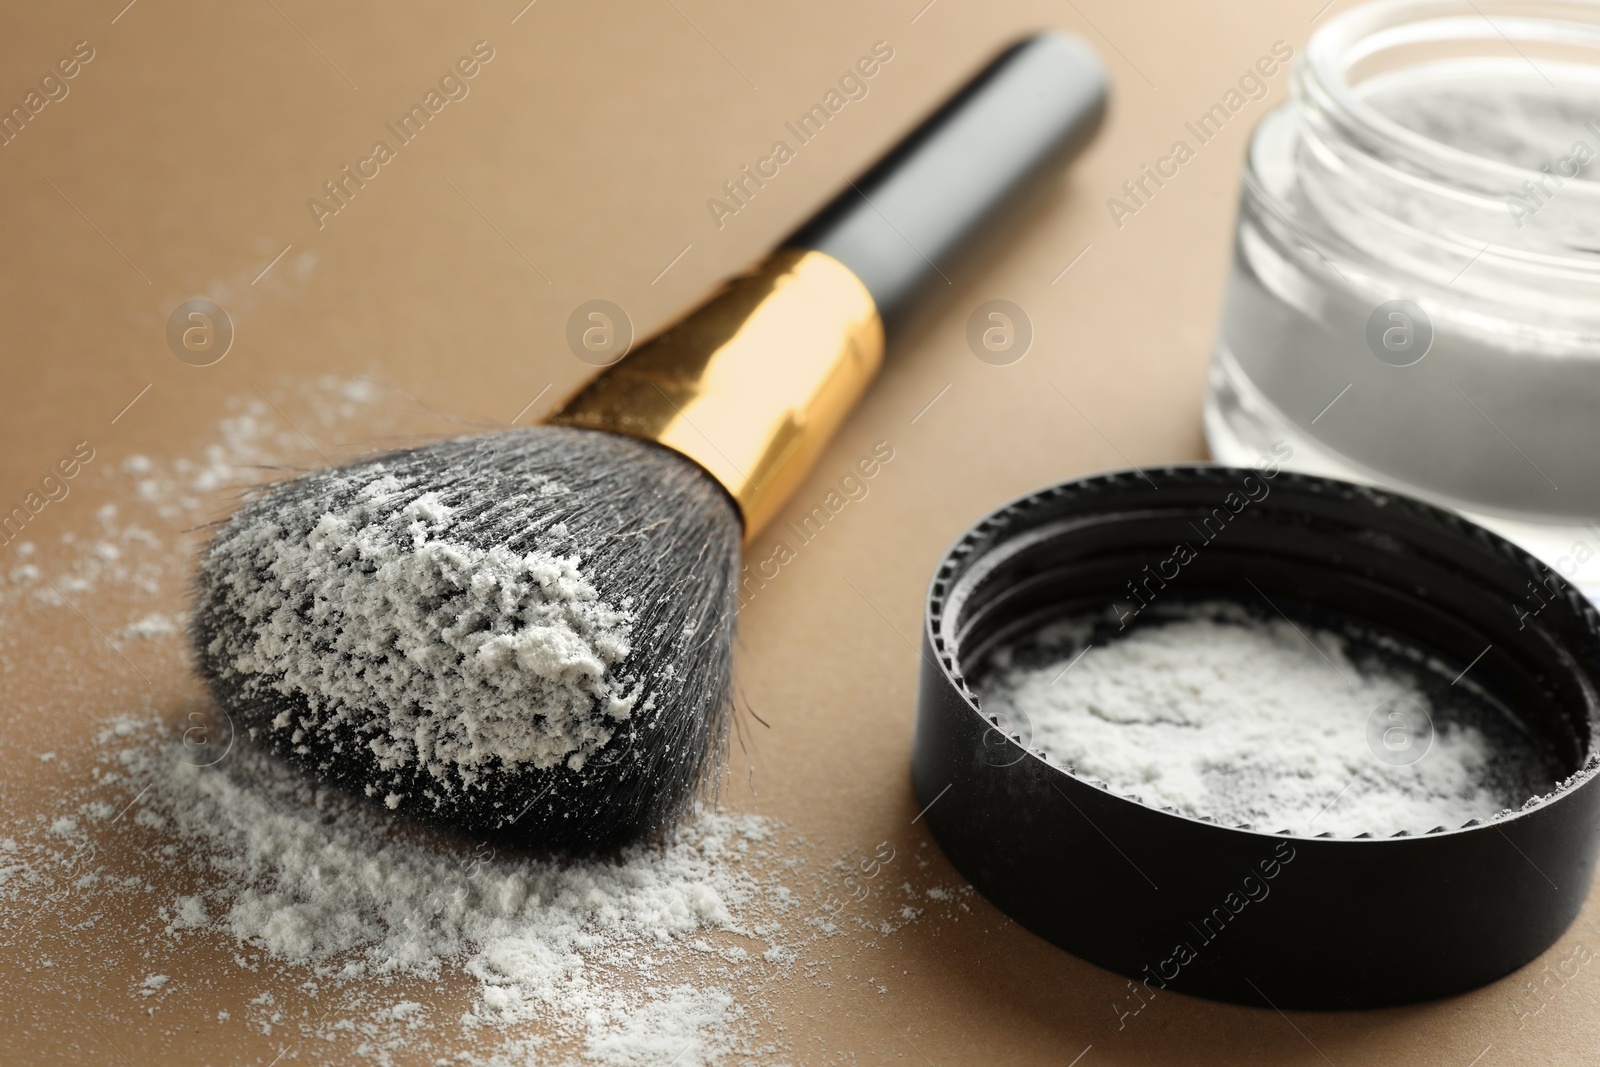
[787,33,1106,337]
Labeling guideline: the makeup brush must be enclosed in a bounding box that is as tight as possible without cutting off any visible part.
[192,33,1106,852]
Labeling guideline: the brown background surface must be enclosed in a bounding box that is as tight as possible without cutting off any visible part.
[1,1,1595,1064]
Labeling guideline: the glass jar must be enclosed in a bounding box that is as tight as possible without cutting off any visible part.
[1206,0,1600,599]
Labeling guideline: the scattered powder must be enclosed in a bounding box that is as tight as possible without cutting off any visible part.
[210,476,637,784]
[0,378,975,1064]
[168,894,208,931]
[95,719,784,1057]
[0,712,970,1063]
[979,607,1529,837]
[123,613,179,640]
[6,379,380,607]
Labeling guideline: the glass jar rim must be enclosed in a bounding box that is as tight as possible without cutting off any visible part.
[1302,0,1600,193]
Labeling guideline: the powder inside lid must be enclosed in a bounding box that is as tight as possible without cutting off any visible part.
[977,604,1559,836]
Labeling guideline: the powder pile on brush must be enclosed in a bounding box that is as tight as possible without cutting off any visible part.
[203,473,638,793]
[191,423,742,849]
[978,607,1523,837]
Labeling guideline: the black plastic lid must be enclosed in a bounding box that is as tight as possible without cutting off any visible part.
[912,465,1600,1009]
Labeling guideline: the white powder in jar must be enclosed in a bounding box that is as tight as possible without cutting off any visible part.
[978,606,1533,837]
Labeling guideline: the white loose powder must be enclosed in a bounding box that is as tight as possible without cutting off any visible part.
[1,379,973,1064]
[113,719,778,1053]
[217,474,637,785]
[5,710,970,1063]
[1,716,797,1062]
[980,608,1526,837]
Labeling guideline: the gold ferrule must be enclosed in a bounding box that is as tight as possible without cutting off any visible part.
[548,248,886,540]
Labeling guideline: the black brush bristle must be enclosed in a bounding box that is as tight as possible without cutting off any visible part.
[190,426,741,853]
